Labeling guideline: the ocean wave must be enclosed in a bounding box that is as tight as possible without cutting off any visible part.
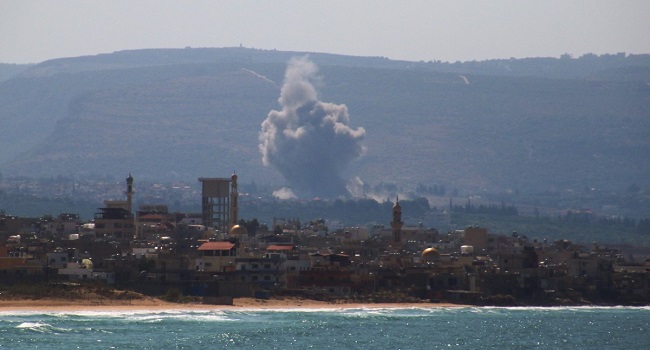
[2,309,242,328]
[475,305,650,312]
[16,321,71,334]
[3,307,648,348]
[2,308,228,318]
[2,305,646,319]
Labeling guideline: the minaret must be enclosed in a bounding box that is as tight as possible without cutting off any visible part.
[229,172,238,229]
[391,196,403,247]
[126,174,134,215]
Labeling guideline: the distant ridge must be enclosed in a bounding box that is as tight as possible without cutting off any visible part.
[0,47,648,197]
[18,47,404,78]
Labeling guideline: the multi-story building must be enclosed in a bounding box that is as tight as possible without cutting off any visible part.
[94,175,135,240]
[198,173,238,234]
[195,241,237,272]
[235,255,284,289]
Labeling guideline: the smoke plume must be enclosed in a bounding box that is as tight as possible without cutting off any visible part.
[259,56,366,198]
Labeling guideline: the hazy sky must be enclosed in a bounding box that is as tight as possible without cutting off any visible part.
[1,0,649,64]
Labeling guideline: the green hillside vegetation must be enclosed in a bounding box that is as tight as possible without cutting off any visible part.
[2,184,649,248]
[449,210,649,249]
[0,190,97,219]
[237,196,650,246]
[0,48,648,210]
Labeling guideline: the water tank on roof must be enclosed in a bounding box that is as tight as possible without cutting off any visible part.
[461,245,474,254]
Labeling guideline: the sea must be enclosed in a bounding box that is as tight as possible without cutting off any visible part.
[1,306,648,349]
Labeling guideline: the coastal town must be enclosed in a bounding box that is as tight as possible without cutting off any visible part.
[1,174,649,306]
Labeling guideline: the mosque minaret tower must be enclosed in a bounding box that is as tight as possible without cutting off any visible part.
[391,196,403,248]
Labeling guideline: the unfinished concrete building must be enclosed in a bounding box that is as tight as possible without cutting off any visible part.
[198,173,238,233]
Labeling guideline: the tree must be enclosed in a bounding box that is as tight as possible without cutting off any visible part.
[239,218,260,236]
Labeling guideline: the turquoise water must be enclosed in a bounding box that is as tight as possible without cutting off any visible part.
[1,307,649,349]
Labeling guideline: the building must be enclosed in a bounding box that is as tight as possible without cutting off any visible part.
[94,204,135,240]
[299,254,354,297]
[198,173,238,234]
[391,197,403,249]
[39,213,80,238]
[463,226,488,253]
[235,256,284,289]
[94,175,135,240]
[195,241,237,272]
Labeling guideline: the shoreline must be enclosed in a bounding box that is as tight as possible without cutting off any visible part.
[1,298,646,312]
[3,294,643,312]
[0,297,465,312]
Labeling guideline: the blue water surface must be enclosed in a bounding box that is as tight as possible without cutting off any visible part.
[1,307,648,349]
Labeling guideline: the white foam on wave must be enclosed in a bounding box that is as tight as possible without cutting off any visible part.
[127,311,236,323]
[2,309,235,322]
[16,321,50,329]
[467,305,650,314]
[226,307,348,313]
[227,306,460,317]
[15,321,71,333]
[2,305,645,320]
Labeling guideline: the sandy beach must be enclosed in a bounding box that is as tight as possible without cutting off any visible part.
[0,297,464,312]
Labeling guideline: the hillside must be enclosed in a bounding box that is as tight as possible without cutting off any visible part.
[0,63,32,82]
[1,48,649,200]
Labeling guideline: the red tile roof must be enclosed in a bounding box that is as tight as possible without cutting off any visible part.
[266,244,295,251]
[139,214,165,220]
[198,241,235,251]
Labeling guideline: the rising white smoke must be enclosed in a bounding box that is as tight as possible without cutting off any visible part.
[259,56,366,198]
[272,187,298,200]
